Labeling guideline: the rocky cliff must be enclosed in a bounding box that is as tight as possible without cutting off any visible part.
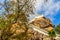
[26,15,54,40]
[29,15,54,31]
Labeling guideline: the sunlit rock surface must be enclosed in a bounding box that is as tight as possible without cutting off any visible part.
[29,15,54,31]
[27,15,54,40]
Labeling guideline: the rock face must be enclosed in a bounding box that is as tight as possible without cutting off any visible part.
[27,28,51,40]
[27,15,54,40]
[29,15,54,31]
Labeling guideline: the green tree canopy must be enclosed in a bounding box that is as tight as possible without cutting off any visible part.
[55,24,60,34]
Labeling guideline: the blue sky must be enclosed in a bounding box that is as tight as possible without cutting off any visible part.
[44,0,60,26]
[0,0,60,26]
[53,10,60,25]
[34,0,60,26]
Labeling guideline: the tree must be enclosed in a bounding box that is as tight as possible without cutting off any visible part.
[48,30,56,40]
[55,24,60,35]
[0,0,35,40]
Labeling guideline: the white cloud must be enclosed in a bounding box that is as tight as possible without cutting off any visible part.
[29,0,44,20]
[34,0,60,21]
[34,0,44,12]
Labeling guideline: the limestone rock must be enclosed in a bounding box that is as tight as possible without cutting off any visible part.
[29,15,54,31]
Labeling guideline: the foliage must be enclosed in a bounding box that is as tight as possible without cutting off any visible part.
[48,30,56,37]
[55,24,60,34]
[48,30,56,40]
[0,0,35,40]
